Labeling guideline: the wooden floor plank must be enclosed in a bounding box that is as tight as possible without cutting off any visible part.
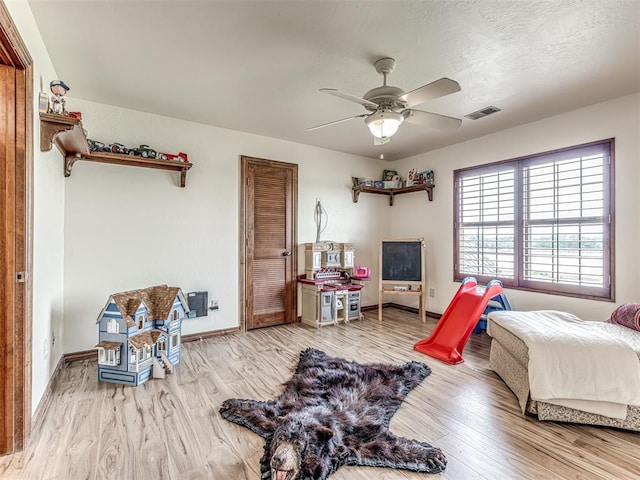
[1,308,639,479]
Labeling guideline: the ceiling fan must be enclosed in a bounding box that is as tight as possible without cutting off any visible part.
[308,57,462,145]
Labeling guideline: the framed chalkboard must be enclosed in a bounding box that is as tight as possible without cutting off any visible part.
[380,239,424,284]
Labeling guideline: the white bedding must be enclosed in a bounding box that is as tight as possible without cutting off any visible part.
[487,310,640,419]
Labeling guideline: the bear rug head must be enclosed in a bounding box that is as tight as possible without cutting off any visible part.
[219,348,446,480]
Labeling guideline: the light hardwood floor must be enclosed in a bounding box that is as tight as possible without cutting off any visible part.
[1,308,639,480]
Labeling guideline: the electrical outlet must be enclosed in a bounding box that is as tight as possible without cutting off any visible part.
[52,330,56,347]
[429,288,435,298]
[209,299,220,310]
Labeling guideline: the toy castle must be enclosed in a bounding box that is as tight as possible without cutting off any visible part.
[95,284,189,386]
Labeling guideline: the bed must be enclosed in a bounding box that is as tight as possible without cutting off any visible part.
[486,310,640,431]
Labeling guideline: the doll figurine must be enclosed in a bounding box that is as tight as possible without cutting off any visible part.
[49,80,69,115]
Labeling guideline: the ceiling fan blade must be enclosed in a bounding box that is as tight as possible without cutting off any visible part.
[320,88,379,109]
[401,78,461,108]
[404,109,462,130]
[307,114,367,131]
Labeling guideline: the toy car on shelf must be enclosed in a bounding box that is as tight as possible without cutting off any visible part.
[88,139,110,152]
[108,142,129,155]
[129,144,157,158]
[159,152,189,163]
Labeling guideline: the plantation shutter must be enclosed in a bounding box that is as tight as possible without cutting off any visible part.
[456,166,516,283]
[521,144,610,295]
[454,139,612,300]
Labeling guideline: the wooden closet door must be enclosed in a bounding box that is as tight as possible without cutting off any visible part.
[242,156,297,330]
[1,3,33,455]
[0,63,17,456]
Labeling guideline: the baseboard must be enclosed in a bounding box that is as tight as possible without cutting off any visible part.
[30,355,64,437]
[386,302,442,320]
[361,303,381,312]
[63,349,96,363]
[182,326,240,342]
[361,302,441,320]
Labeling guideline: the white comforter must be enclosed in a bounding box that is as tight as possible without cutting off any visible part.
[488,310,640,419]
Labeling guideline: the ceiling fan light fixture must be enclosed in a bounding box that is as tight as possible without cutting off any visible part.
[365,110,404,139]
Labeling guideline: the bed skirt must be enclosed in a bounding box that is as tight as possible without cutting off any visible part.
[488,319,640,431]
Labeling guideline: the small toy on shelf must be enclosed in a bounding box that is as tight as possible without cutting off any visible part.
[88,139,110,152]
[48,80,69,115]
[38,92,49,113]
[382,169,397,181]
[108,142,129,155]
[129,144,157,158]
[407,168,418,186]
[417,170,434,186]
[160,152,189,163]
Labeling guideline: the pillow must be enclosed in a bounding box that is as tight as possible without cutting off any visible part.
[607,303,640,331]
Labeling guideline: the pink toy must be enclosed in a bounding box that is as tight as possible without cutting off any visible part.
[414,277,503,364]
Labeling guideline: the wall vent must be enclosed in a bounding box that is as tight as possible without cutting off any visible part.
[464,106,501,120]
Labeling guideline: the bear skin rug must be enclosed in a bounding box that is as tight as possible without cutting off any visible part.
[219,348,446,480]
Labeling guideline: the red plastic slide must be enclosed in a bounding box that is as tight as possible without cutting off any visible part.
[414,277,503,365]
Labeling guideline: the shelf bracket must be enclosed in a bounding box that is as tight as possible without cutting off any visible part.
[180,168,188,188]
[352,188,361,203]
[425,188,433,202]
[40,119,75,153]
[64,153,82,177]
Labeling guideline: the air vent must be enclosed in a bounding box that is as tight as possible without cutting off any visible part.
[464,106,501,120]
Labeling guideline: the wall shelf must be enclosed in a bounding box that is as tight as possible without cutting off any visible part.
[39,112,193,187]
[351,183,434,206]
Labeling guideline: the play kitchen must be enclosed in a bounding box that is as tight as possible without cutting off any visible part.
[298,242,370,327]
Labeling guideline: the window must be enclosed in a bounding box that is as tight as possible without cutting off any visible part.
[138,315,144,330]
[106,318,119,334]
[170,333,180,350]
[98,347,121,366]
[454,139,613,300]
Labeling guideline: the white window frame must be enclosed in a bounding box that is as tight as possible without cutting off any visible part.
[130,346,138,364]
[98,347,121,366]
[170,333,180,350]
[106,318,119,334]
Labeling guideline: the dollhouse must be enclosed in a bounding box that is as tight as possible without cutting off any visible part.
[95,284,190,386]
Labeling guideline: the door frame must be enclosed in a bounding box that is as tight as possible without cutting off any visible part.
[0,2,33,454]
[240,155,298,332]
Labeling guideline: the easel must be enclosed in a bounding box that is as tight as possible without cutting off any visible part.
[378,238,426,323]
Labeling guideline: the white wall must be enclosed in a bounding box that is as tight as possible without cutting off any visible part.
[5,0,66,413]
[63,99,390,353]
[392,93,640,321]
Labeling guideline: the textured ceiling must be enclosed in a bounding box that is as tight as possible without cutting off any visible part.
[28,0,640,161]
